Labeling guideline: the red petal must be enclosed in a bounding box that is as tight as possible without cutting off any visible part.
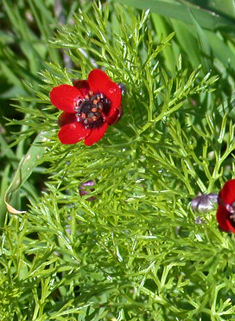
[219,179,235,204]
[88,69,111,93]
[102,81,122,110]
[72,79,89,90]
[50,84,84,113]
[72,80,90,97]
[84,122,108,146]
[216,206,231,232]
[58,112,78,127]
[216,206,235,233]
[88,70,122,120]
[104,105,123,125]
[226,220,235,233]
[58,122,90,144]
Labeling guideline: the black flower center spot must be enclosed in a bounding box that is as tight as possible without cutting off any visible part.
[74,91,110,129]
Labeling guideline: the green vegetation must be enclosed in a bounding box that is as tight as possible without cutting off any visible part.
[1,0,235,320]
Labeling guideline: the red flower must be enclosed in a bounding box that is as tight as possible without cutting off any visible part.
[49,69,123,146]
[216,179,235,233]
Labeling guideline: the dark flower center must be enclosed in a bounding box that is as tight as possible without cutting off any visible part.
[74,91,110,129]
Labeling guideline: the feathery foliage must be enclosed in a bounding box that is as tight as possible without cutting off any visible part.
[1,1,235,320]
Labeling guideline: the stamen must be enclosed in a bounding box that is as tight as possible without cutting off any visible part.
[225,203,235,214]
[97,102,103,109]
[75,92,111,128]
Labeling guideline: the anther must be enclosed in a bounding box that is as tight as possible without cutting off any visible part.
[74,106,80,112]
[97,102,103,109]
[74,91,110,128]
[76,115,82,122]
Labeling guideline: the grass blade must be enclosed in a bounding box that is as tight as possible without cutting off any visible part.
[112,0,235,32]
[4,132,47,214]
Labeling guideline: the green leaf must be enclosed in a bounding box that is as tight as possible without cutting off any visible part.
[112,0,235,32]
[4,132,47,214]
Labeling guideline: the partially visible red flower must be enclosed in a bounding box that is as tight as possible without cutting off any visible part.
[50,69,123,146]
[216,179,235,233]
